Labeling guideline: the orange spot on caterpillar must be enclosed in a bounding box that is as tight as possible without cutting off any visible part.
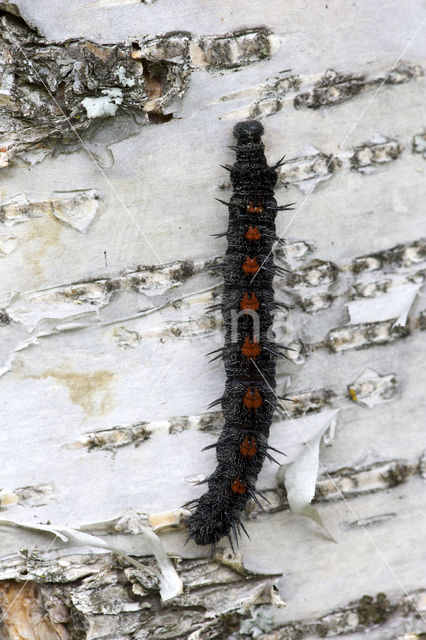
[246,202,263,213]
[241,336,261,359]
[243,386,263,410]
[240,292,260,311]
[242,256,260,275]
[240,436,257,458]
[231,477,247,494]
[245,226,261,241]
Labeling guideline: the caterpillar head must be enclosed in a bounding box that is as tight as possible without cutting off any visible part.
[233,120,264,144]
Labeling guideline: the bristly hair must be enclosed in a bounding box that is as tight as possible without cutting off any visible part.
[184,120,292,548]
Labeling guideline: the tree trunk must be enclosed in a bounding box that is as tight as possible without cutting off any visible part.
[1,1,425,638]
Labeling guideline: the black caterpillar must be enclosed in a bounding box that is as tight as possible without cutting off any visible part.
[185,120,293,550]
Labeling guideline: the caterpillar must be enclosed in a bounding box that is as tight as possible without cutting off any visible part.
[185,120,293,551]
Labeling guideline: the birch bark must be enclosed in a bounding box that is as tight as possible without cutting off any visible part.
[1,1,425,638]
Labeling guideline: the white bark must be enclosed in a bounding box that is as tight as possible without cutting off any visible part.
[1,0,426,638]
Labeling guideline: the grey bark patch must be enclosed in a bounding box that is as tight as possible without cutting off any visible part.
[222,63,423,123]
[273,592,394,638]
[169,260,195,281]
[279,240,314,265]
[350,138,404,173]
[383,63,424,84]
[382,462,410,488]
[0,12,190,165]
[356,593,393,626]
[342,512,397,528]
[292,260,338,288]
[239,607,274,636]
[198,411,224,433]
[0,310,10,324]
[294,68,366,110]
[412,132,426,157]
[326,320,410,352]
[279,388,336,419]
[279,152,336,192]
[0,0,20,17]
[418,309,426,331]
[349,278,394,300]
[130,27,274,70]
[130,32,192,65]
[349,240,426,274]
[293,64,423,111]
[299,291,335,313]
[112,327,142,349]
[250,70,302,118]
[197,28,272,69]
[315,459,420,501]
[347,368,398,407]
[72,423,150,451]
[252,457,423,517]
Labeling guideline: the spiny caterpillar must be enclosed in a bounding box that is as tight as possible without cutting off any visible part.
[184,120,293,551]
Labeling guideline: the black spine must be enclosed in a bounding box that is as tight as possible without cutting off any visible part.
[185,120,288,547]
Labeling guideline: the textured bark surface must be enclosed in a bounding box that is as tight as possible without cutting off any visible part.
[1,0,426,638]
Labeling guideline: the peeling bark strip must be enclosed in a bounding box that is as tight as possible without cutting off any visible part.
[0,11,273,167]
[0,483,55,510]
[0,190,102,233]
